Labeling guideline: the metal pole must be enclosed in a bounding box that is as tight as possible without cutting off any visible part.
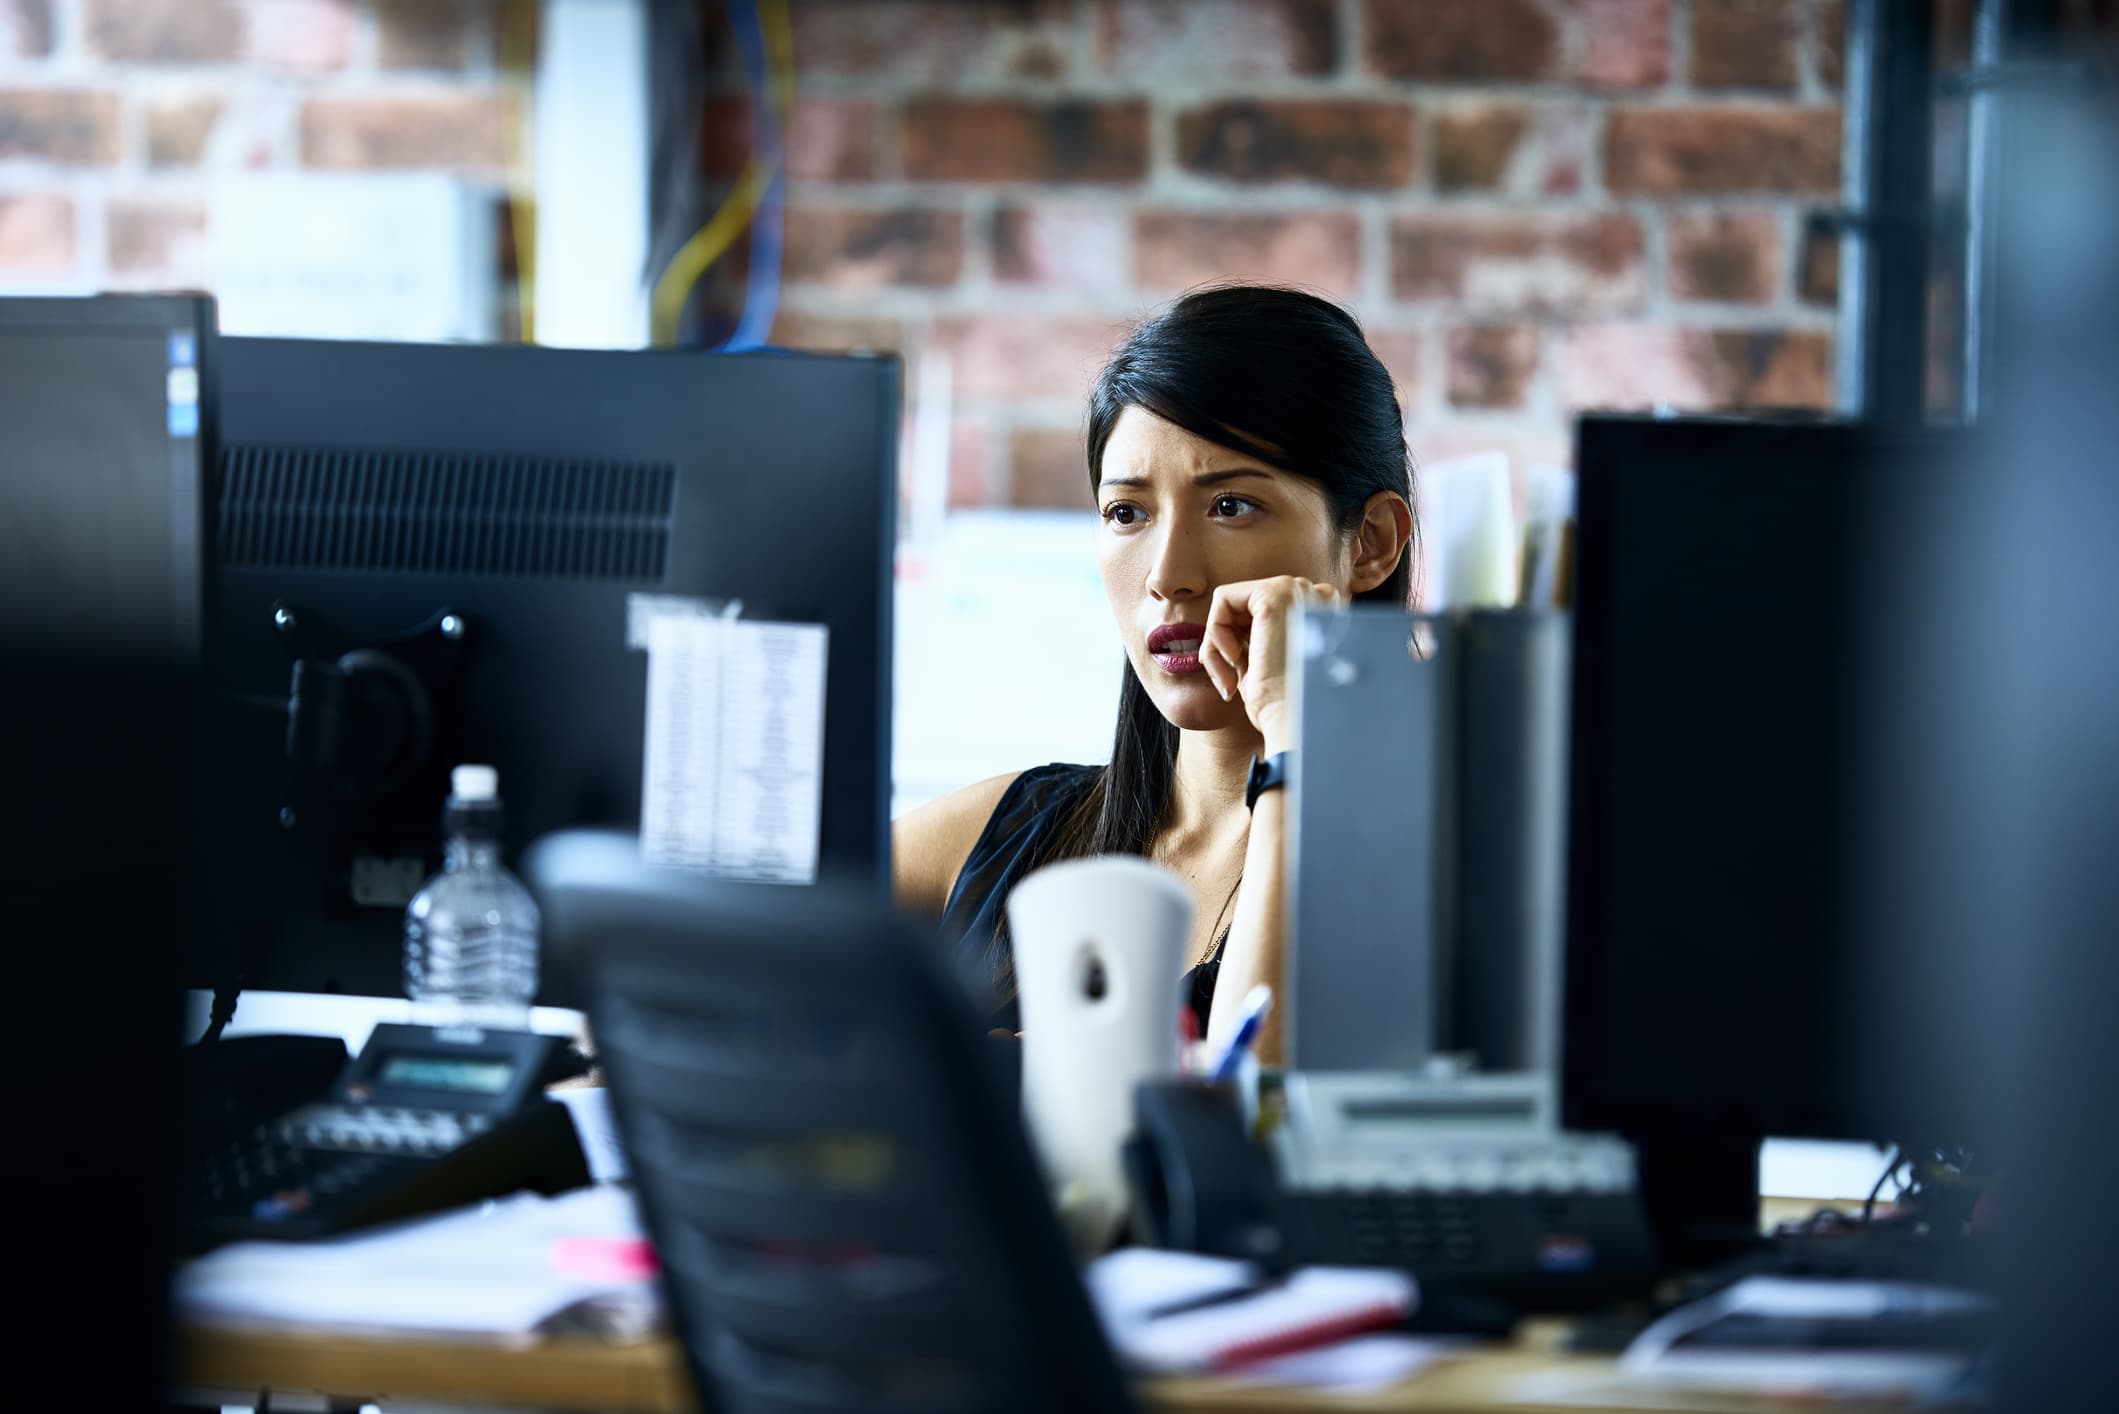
[1839,0,1937,424]
[1962,0,2065,421]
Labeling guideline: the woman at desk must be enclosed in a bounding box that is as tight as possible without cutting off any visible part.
[894,286,1418,1064]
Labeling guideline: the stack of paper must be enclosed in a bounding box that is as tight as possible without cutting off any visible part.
[177,1186,660,1344]
[1086,1248,1446,1392]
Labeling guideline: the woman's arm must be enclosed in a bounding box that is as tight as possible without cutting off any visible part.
[891,770,1022,919]
[1209,755,1293,1065]
[1197,576,1345,1067]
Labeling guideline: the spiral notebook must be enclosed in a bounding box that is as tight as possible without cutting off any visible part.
[1087,1249,1419,1374]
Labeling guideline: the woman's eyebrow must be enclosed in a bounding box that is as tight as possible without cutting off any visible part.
[1099,468,1275,491]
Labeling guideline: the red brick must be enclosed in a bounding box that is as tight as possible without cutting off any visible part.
[1690,0,1799,88]
[1926,272,1962,415]
[1447,326,1541,408]
[0,193,71,277]
[947,421,994,509]
[378,0,477,69]
[1799,218,1839,306]
[84,0,245,61]
[1009,426,1094,509]
[1366,0,1558,80]
[249,0,356,72]
[146,97,224,168]
[783,207,964,290]
[932,314,1125,403]
[1668,210,1781,303]
[107,198,207,277]
[1390,214,1646,314]
[1817,0,1843,87]
[1134,210,1362,299]
[0,90,122,166]
[1412,424,1575,498]
[1176,100,1414,188]
[2,0,53,57]
[1435,101,1593,195]
[1557,324,1834,412]
[1365,328,1422,412]
[1934,0,1974,68]
[300,93,513,173]
[1606,106,1840,195]
[902,99,1148,183]
[992,203,1129,293]
[1097,0,1339,77]
[1572,0,1672,88]
[701,96,879,183]
[767,310,906,355]
[790,0,1073,83]
[1433,105,1529,192]
[2062,0,2119,38]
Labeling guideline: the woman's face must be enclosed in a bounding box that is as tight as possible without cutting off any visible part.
[1096,406,1352,733]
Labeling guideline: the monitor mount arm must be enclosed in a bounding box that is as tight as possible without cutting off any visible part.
[273,601,472,809]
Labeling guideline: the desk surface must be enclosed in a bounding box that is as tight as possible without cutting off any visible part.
[172,1200,1893,1414]
[176,1318,1911,1414]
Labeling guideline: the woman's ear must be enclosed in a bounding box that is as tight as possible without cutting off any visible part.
[1347,491,1414,595]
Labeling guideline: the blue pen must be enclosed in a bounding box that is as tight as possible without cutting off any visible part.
[1207,984,1274,1085]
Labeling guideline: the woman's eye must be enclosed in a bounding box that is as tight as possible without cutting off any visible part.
[1101,503,1144,526]
[1211,494,1257,518]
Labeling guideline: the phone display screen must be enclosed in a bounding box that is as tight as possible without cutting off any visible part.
[377,1053,516,1095]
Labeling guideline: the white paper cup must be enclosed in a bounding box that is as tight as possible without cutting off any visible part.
[1007,854,1193,1252]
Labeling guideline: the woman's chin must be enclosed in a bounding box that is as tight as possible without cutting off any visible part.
[1145,676,1250,732]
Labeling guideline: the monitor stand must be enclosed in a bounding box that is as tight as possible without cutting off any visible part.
[1636,1135,1761,1270]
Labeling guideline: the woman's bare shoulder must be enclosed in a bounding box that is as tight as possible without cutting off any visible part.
[891,770,1025,919]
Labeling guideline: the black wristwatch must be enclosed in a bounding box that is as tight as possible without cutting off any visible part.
[1244,751,1291,811]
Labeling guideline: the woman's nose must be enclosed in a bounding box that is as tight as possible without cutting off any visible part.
[1144,525,1206,603]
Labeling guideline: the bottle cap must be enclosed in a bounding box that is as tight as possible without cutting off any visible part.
[451,764,499,801]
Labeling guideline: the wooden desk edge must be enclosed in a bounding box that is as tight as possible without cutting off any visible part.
[174,1201,1877,1414]
[174,1322,1685,1414]
[177,1323,694,1413]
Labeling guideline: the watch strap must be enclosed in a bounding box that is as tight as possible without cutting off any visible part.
[1245,751,1291,811]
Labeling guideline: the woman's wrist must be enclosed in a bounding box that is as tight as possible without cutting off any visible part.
[1253,703,1295,757]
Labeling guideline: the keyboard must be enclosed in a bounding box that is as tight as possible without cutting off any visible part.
[1288,1186,1657,1304]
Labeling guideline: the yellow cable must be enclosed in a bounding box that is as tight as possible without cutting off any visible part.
[650,159,771,346]
[649,0,795,347]
[499,0,538,344]
[762,0,795,113]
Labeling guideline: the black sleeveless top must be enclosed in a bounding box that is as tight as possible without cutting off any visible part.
[940,763,1223,1035]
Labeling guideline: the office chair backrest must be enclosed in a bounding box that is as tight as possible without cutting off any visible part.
[527,832,1137,1414]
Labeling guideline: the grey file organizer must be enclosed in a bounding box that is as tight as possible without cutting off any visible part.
[1284,605,1572,1078]
[1284,605,1443,1072]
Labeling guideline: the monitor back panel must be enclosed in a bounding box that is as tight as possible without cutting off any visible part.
[206,338,897,1001]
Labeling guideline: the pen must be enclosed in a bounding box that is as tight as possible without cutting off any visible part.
[1207,984,1273,1086]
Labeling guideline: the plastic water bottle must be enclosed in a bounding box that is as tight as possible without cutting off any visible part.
[403,765,540,1030]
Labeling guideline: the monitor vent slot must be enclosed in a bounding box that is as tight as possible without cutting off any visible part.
[217,445,677,582]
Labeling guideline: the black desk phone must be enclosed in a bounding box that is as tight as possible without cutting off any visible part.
[1126,1073,1657,1313]
[181,1023,589,1254]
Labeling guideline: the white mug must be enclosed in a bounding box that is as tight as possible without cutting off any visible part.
[1007,854,1194,1252]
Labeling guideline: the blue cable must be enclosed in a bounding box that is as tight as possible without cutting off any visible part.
[717,0,784,352]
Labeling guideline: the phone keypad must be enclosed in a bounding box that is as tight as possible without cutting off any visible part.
[187,1106,492,1232]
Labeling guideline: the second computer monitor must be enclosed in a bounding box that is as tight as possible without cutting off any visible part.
[205,338,898,1004]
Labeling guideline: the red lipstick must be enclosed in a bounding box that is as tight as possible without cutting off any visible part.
[1148,622,1206,675]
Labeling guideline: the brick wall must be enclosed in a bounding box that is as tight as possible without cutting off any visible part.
[706,0,1856,510]
[9,1,2112,515]
[0,0,514,318]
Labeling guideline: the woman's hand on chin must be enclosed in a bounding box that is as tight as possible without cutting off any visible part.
[1198,576,1347,753]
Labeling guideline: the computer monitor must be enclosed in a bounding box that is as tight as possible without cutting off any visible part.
[0,295,214,664]
[0,293,210,1401]
[1562,414,1960,1256]
[202,338,897,1005]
